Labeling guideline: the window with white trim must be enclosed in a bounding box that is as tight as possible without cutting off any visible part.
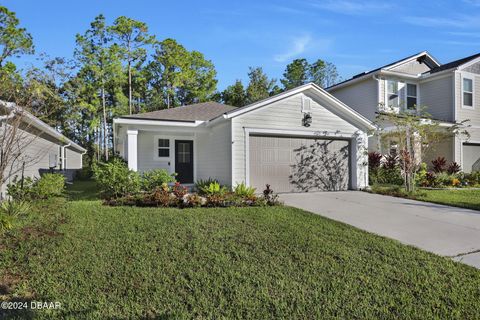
[406,83,417,110]
[157,139,170,157]
[389,141,398,156]
[386,80,399,110]
[463,77,473,108]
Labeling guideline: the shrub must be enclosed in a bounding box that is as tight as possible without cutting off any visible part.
[206,193,227,207]
[149,188,175,207]
[142,169,176,191]
[432,157,447,173]
[368,154,403,186]
[466,171,480,186]
[452,178,461,187]
[233,182,256,197]
[435,172,454,187]
[7,176,34,201]
[447,162,461,175]
[0,200,30,234]
[378,167,403,185]
[195,178,219,192]
[75,167,93,180]
[7,174,65,201]
[415,163,428,187]
[263,184,281,206]
[370,184,425,198]
[172,182,188,203]
[423,171,437,187]
[0,200,31,217]
[0,213,14,233]
[32,173,65,199]
[92,158,141,199]
[368,152,382,171]
[200,181,227,196]
[383,154,398,170]
[183,194,206,208]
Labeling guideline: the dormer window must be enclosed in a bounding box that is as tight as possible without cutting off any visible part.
[463,77,474,109]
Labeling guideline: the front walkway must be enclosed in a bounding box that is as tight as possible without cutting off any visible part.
[280,191,480,268]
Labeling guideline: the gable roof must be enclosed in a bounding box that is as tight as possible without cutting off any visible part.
[327,51,440,91]
[0,100,86,153]
[426,52,480,74]
[222,82,375,130]
[119,102,236,122]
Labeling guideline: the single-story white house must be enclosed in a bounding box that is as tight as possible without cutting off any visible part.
[113,83,375,193]
[0,100,86,198]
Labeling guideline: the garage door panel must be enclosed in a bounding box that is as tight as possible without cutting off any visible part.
[463,144,480,173]
[249,135,350,193]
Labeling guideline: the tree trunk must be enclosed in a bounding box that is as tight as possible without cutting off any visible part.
[405,126,413,192]
[128,60,132,115]
[102,85,108,161]
[167,93,170,109]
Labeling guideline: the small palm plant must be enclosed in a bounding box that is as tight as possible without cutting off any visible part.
[0,200,31,233]
[200,181,227,196]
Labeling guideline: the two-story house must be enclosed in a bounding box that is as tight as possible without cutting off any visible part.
[327,51,480,173]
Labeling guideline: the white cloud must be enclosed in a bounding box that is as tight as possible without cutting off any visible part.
[403,15,480,28]
[273,35,312,62]
[309,0,393,15]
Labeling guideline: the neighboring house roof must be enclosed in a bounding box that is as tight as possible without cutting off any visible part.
[327,51,440,90]
[119,102,237,122]
[0,100,86,153]
[328,51,480,91]
[426,52,480,74]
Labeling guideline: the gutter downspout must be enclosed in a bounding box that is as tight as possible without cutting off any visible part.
[61,142,71,171]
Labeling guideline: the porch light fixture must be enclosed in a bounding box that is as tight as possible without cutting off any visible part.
[302,112,312,127]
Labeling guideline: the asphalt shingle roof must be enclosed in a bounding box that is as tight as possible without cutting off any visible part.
[426,52,480,74]
[327,51,431,89]
[120,102,237,122]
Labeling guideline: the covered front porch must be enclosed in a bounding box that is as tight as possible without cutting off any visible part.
[114,120,206,184]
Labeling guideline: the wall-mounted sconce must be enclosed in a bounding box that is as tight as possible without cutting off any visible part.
[302,112,312,127]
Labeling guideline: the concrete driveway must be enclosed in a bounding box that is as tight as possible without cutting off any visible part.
[280,191,480,269]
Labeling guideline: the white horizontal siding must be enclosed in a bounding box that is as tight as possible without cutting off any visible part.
[390,60,431,74]
[137,131,193,173]
[420,75,454,122]
[463,61,480,74]
[196,122,232,186]
[66,147,83,169]
[136,125,231,185]
[1,130,60,197]
[329,78,378,121]
[231,92,366,187]
[456,71,480,126]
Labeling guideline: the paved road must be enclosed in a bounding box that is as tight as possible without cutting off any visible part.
[280,191,480,269]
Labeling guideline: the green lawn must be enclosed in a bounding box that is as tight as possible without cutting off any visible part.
[371,184,480,211]
[416,189,480,211]
[1,181,480,319]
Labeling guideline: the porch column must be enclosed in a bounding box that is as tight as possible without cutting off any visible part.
[127,129,138,171]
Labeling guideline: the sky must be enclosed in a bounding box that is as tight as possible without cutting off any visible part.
[3,0,480,90]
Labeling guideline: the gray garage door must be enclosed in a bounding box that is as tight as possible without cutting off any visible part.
[463,143,480,173]
[249,135,350,193]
